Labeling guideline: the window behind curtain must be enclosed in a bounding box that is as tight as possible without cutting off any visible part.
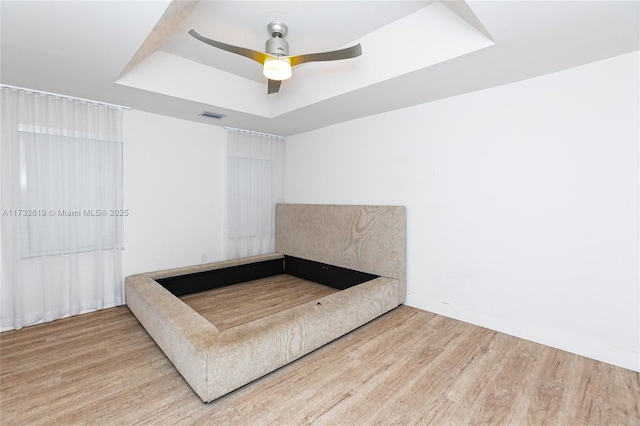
[19,128,122,258]
[225,128,285,259]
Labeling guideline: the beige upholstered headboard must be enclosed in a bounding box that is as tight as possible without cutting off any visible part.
[275,204,407,304]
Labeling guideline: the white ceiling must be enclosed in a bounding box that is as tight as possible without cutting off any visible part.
[1,1,638,136]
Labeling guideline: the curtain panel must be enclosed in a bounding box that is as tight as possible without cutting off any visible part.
[1,86,125,330]
[225,128,285,259]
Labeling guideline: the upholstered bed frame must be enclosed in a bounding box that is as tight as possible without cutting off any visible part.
[125,204,406,402]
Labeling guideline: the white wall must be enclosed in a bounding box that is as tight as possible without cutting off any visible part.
[123,110,226,276]
[285,51,639,372]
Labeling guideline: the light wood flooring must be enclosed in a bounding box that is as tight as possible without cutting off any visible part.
[181,274,338,330]
[1,277,638,425]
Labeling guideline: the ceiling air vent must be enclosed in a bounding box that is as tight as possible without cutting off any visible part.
[200,111,225,120]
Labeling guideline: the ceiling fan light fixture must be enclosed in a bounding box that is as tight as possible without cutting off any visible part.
[189,21,362,94]
[263,58,292,81]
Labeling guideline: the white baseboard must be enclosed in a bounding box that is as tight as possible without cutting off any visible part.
[405,293,639,373]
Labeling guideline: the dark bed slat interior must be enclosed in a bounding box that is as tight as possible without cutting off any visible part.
[284,256,379,290]
[157,255,380,297]
[156,258,284,296]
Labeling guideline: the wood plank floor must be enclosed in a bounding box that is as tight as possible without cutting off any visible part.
[1,280,638,425]
[180,274,338,330]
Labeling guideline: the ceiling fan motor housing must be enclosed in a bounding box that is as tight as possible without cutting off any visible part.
[265,36,289,56]
[266,21,289,56]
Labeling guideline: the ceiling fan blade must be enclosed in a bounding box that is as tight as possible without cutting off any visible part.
[267,79,282,94]
[289,43,362,67]
[189,29,273,64]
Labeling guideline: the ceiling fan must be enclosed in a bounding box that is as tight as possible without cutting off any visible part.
[189,21,362,94]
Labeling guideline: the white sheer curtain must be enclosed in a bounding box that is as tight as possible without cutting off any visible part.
[1,86,125,330]
[225,127,285,259]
